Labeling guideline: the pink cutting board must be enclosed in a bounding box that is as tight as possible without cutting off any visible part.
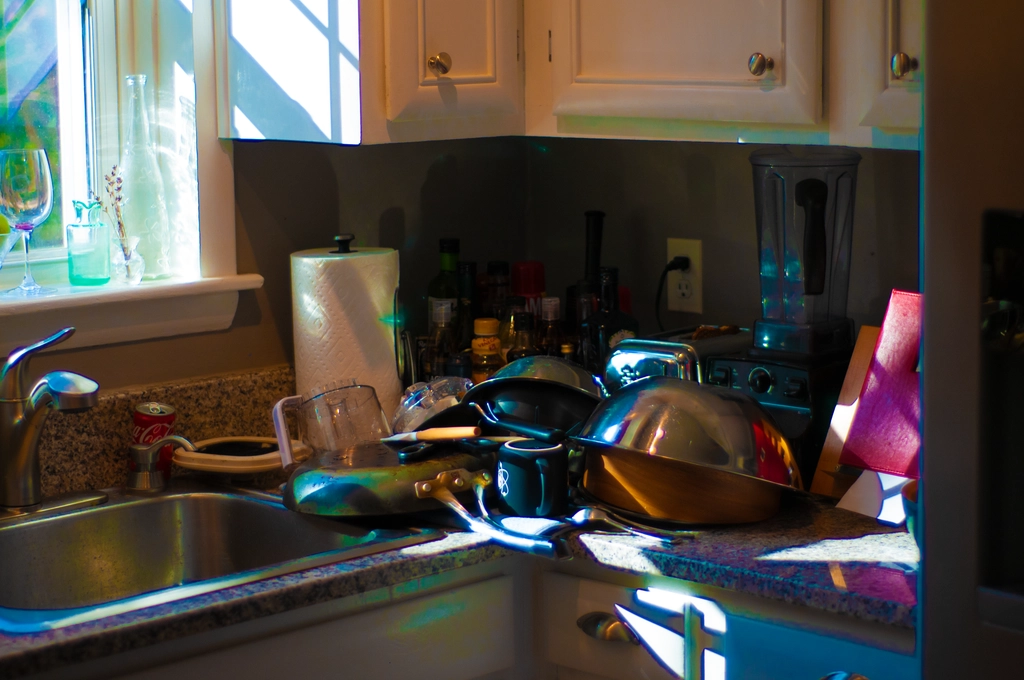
[838,290,922,479]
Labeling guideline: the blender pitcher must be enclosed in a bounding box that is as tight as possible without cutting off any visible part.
[750,147,861,355]
[273,382,391,466]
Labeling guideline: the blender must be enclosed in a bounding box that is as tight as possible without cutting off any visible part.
[705,147,862,485]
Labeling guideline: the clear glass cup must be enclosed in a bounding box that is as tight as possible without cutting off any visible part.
[67,200,111,286]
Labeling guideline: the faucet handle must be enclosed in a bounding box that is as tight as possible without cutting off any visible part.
[1,327,76,400]
[128,435,196,493]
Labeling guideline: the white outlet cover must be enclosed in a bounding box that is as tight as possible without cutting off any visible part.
[666,238,702,314]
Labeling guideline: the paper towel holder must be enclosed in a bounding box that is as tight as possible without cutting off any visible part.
[331,234,356,254]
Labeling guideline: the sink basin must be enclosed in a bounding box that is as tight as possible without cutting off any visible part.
[0,485,439,633]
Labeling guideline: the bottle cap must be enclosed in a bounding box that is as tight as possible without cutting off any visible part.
[541,296,560,321]
[474,318,500,336]
[513,312,534,330]
[487,261,509,276]
[439,238,460,254]
[432,300,452,324]
[560,343,574,354]
[511,261,545,297]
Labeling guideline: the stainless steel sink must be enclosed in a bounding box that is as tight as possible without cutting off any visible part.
[0,484,440,633]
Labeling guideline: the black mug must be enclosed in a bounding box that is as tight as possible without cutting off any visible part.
[495,439,568,518]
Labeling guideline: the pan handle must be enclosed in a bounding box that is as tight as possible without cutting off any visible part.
[415,469,564,559]
[470,402,566,443]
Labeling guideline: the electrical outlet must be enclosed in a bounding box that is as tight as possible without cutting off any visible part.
[666,238,702,314]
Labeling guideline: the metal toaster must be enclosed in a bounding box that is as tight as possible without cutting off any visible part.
[603,327,752,392]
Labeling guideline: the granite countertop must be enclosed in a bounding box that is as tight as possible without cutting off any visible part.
[564,493,918,629]
[0,489,916,678]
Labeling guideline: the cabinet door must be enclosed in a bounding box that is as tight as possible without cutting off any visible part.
[858,0,922,130]
[829,0,921,149]
[213,0,363,144]
[384,0,522,123]
[549,0,822,125]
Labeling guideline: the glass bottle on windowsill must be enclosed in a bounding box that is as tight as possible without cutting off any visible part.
[121,74,171,280]
[579,267,639,373]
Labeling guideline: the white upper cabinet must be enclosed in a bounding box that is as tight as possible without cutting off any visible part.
[548,0,822,125]
[383,0,522,124]
[830,0,922,147]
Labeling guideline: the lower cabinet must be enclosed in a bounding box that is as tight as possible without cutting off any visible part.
[540,572,919,680]
[117,576,517,680]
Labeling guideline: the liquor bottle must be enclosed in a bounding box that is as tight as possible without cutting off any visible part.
[578,267,639,373]
[512,261,545,318]
[498,296,529,360]
[427,238,460,333]
[456,261,477,350]
[537,296,564,356]
[471,318,506,383]
[422,300,457,380]
[486,261,511,318]
[507,313,543,362]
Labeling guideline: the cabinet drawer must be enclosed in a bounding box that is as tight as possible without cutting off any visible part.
[119,576,515,680]
[541,572,677,680]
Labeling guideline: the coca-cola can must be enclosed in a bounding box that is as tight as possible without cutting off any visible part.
[133,402,176,480]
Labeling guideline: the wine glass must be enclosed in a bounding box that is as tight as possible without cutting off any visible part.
[0,149,55,296]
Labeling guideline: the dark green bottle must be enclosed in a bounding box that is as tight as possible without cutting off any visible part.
[427,238,460,333]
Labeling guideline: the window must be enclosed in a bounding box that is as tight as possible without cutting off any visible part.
[0,0,87,250]
[0,0,262,355]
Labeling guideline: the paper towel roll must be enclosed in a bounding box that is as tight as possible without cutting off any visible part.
[291,247,402,418]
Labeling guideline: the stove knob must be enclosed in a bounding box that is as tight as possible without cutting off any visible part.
[748,367,773,394]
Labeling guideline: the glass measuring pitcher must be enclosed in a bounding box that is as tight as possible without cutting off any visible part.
[273,382,392,466]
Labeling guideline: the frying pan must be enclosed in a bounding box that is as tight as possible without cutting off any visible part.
[474,377,803,525]
[283,439,563,557]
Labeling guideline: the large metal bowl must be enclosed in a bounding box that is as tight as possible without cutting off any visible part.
[576,377,802,524]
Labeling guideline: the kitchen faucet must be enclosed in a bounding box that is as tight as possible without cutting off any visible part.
[0,327,99,510]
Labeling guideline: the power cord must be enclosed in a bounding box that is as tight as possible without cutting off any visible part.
[655,256,691,331]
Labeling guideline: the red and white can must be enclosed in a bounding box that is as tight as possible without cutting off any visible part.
[133,402,176,480]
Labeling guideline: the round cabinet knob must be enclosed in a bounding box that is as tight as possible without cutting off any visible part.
[427,52,452,76]
[748,367,773,394]
[890,52,919,79]
[577,612,639,645]
[748,52,774,77]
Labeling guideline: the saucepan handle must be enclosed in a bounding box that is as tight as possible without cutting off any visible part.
[272,395,303,466]
[469,402,566,443]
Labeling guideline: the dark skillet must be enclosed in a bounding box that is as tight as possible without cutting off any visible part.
[415,377,601,436]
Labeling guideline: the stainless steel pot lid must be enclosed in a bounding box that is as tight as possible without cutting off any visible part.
[574,376,803,490]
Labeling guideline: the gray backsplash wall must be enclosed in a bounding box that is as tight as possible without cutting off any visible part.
[524,138,920,334]
[238,135,918,349]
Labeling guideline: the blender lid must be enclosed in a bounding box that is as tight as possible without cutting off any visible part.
[749,145,861,167]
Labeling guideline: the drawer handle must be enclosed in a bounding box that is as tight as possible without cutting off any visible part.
[427,52,452,76]
[577,611,639,645]
[748,52,774,76]
[890,52,919,79]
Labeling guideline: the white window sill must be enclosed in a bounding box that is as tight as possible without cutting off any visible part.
[0,259,263,355]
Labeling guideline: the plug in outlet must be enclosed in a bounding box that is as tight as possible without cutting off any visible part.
[666,238,702,314]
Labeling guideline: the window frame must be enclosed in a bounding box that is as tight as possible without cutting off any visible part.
[0,0,262,357]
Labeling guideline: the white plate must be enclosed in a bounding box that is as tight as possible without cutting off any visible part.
[173,436,310,474]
